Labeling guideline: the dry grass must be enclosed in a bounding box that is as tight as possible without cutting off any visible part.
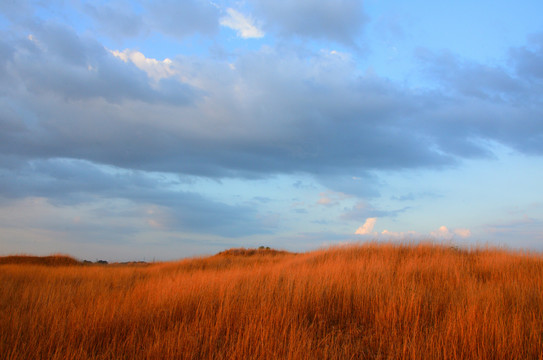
[0,254,81,266]
[1,243,543,359]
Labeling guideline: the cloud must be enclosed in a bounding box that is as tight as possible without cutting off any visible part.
[3,36,461,186]
[354,219,471,241]
[341,201,410,221]
[0,0,33,21]
[317,191,349,207]
[391,192,441,202]
[408,225,471,240]
[453,228,472,238]
[3,15,543,209]
[252,0,367,47]
[355,217,376,235]
[8,22,197,105]
[416,48,523,100]
[220,8,264,39]
[510,33,543,81]
[427,226,471,240]
[415,40,543,156]
[0,158,272,237]
[84,2,145,40]
[110,49,176,81]
[145,0,220,39]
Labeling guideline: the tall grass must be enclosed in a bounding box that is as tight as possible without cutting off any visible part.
[1,243,543,359]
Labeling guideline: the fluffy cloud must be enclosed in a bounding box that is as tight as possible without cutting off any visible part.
[453,228,472,238]
[354,219,471,241]
[110,49,176,81]
[355,217,376,235]
[220,8,264,39]
[430,226,471,240]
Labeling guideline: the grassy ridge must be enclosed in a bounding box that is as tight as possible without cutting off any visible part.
[0,254,81,266]
[1,243,543,359]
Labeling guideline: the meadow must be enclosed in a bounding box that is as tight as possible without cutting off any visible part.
[1,243,543,359]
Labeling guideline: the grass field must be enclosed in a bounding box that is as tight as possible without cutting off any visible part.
[1,243,543,359]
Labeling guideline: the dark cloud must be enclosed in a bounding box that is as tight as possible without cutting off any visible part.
[0,39,15,85]
[2,38,458,187]
[0,158,271,237]
[252,0,367,47]
[2,12,543,209]
[9,22,197,105]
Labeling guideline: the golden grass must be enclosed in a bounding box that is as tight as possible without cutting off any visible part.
[1,243,543,359]
[0,254,81,266]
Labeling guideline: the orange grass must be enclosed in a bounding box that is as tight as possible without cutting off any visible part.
[1,243,543,359]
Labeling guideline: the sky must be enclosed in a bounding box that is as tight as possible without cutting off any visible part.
[1,0,543,261]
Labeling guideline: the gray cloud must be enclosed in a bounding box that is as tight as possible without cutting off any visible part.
[511,34,543,81]
[341,201,410,222]
[145,0,220,39]
[416,48,525,101]
[0,158,271,237]
[2,36,458,186]
[415,39,543,156]
[251,0,367,47]
[0,0,33,21]
[2,14,543,208]
[84,2,145,40]
[10,22,197,105]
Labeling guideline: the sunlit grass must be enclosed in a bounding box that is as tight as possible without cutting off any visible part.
[1,243,543,359]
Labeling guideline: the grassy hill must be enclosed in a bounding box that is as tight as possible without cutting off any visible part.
[0,254,81,266]
[1,243,543,359]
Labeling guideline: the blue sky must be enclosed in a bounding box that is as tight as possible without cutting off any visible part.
[1,0,543,261]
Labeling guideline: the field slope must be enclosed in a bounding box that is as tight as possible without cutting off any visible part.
[1,243,543,359]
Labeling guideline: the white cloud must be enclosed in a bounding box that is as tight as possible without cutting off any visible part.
[428,226,471,240]
[454,228,472,238]
[220,8,264,39]
[355,217,376,235]
[355,220,472,241]
[430,225,453,239]
[110,49,176,81]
